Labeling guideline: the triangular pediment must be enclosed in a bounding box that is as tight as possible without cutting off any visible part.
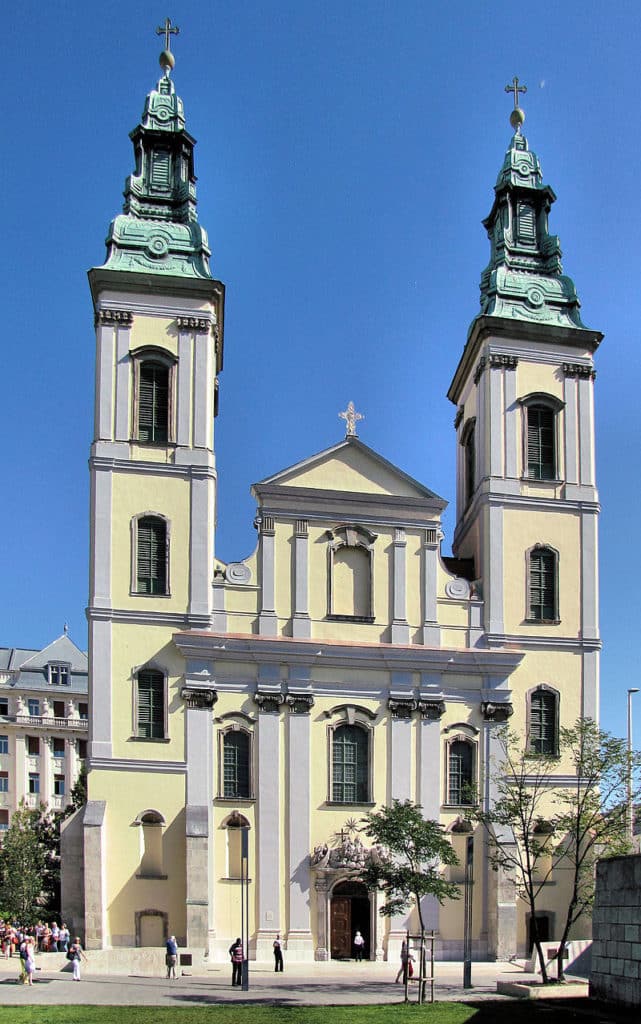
[253,437,445,507]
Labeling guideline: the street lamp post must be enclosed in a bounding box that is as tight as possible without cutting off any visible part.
[627,688,639,849]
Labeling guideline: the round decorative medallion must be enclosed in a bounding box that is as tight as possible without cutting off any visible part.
[526,286,544,309]
[155,105,171,122]
[226,562,251,584]
[445,578,470,600]
[147,235,170,258]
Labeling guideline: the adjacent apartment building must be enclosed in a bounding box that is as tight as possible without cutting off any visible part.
[0,631,88,832]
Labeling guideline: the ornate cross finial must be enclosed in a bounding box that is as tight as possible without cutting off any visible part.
[505,76,527,108]
[63,623,69,635]
[157,17,180,52]
[339,401,364,437]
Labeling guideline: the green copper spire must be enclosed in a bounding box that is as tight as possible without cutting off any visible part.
[99,26,212,279]
[474,82,586,330]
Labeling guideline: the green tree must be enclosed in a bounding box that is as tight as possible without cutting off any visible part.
[361,799,460,932]
[474,720,641,983]
[0,801,55,923]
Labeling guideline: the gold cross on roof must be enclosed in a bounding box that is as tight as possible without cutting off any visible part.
[157,16,179,52]
[339,401,364,437]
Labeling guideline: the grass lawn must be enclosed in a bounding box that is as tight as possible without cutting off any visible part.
[0,1002,637,1024]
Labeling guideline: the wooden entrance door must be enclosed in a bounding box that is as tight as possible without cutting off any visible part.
[330,896,351,959]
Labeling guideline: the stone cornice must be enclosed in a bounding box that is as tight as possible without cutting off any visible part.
[176,316,212,332]
[95,309,133,327]
[562,362,596,380]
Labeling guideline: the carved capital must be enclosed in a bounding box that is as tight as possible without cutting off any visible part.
[95,309,133,327]
[180,686,218,710]
[473,357,487,385]
[417,699,446,720]
[481,700,514,722]
[286,693,315,715]
[176,316,211,332]
[254,691,284,714]
[488,353,518,370]
[388,697,417,719]
[295,519,309,537]
[260,514,275,535]
[562,362,596,380]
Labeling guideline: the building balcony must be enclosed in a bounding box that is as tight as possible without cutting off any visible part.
[0,714,88,732]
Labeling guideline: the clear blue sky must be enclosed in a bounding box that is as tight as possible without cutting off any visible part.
[2,1,640,741]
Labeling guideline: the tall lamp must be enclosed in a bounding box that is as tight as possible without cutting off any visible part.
[627,688,639,848]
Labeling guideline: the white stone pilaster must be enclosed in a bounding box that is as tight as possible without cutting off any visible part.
[184,689,215,950]
[418,705,443,934]
[114,323,132,442]
[286,701,314,957]
[193,330,213,450]
[258,517,278,635]
[189,470,214,621]
[486,504,504,635]
[256,707,281,957]
[292,520,311,638]
[89,618,112,760]
[578,375,595,486]
[563,375,579,485]
[391,529,409,644]
[504,362,518,479]
[95,324,114,441]
[422,531,440,645]
[489,364,503,478]
[176,328,193,448]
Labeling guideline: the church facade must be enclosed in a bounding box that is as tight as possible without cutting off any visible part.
[65,48,603,962]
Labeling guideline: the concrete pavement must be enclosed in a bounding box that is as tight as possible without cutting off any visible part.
[0,958,531,1006]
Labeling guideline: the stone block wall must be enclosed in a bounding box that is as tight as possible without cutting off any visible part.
[590,854,641,1007]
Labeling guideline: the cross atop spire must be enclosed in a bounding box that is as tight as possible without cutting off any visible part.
[505,76,527,133]
[505,76,527,108]
[339,401,364,438]
[157,17,179,52]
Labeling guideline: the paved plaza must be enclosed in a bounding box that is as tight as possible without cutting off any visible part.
[0,958,530,1006]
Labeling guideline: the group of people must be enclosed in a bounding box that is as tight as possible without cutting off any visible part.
[0,921,87,984]
[227,934,284,985]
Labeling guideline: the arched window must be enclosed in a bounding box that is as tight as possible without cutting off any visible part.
[136,669,165,739]
[138,360,169,444]
[528,686,559,756]
[447,739,475,805]
[224,811,250,879]
[520,393,563,482]
[332,724,369,804]
[222,730,251,799]
[137,809,165,877]
[527,545,558,622]
[134,515,169,595]
[460,419,476,508]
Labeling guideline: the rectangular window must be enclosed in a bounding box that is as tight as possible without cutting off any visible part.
[137,671,165,740]
[530,690,558,755]
[0,809,8,832]
[27,736,40,756]
[527,406,555,480]
[0,735,8,755]
[79,703,88,720]
[332,725,368,804]
[136,517,168,595]
[448,741,474,805]
[53,700,65,719]
[28,772,40,795]
[0,772,8,793]
[223,732,250,798]
[28,699,40,717]
[54,775,65,797]
[52,737,65,759]
[77,739,87,759]
[529,549,556,621]
[49,664,70,686]
[0,699,8,716]
[138,361,169,444]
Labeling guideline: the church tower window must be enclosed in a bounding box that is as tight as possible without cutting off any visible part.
[527,404,555,479]
[461,419,476,507]
[528,686,559,756]
[134,515,169,595]
[527,546,558,622]
[138,360,169,443]
[331,724,369,803]
[221,730,251,799]
[135,669,166,740]
[446,739,475,805]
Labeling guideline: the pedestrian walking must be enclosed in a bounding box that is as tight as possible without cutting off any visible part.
[353,930,365,961]
[67,937,88,981]
[165,934,178,979]
[229,937,243,986]
[24,939,35,986]
[273,934,284,972]
[395,939,412,983]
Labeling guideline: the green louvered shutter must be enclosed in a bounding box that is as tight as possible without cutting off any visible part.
[137,670,164,739]
[138,362,169,444]
[527,405,555,480]
[530,689,557,755]
[137,517,167,594]
[529,549,555,620]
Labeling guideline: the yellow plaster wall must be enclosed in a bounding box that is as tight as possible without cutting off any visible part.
[280,447,426,497]
[130,317,179,356]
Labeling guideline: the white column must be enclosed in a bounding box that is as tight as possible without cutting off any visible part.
[188,470,214,622]
[14,734,26,813]
[292,520,311,638]
[183,686,215,950]
[418,709,442,933]
[422,530,440,646]
[95,323,114,441]
[286,699,314,958]
[193,328,214,450]
[114,322,132,442]
[578,375,596,486]
[488,363,503,478]
[563,375,579,485]
[41,735,52,806]
[391,529,409,644]
[256,707,281,957]
[486,504,504,635]
[176,328,193,448]
[258,516,278,635]
[504,362,519,480]
[89,618,112,760]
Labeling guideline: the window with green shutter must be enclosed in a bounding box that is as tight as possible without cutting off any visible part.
[529,687,558,755]
[137,669,165,739]
[332,724,368,803]
[528,547,557,621]
[138,361,169,444]
[223,731,251,798]
[527,404,555,480]
[136,516,168,595]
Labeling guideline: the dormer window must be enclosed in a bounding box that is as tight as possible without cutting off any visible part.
[49,664,70,686]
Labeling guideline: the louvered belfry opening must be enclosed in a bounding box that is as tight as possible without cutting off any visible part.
[137,669,164,739]
[527,404,555,480]
[137,516,167,595]
[530,689,557,755]
[529,548,556,621]
[138,360,169,444]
